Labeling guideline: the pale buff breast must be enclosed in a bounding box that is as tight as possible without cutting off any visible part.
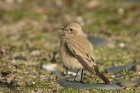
[60,38,83,70]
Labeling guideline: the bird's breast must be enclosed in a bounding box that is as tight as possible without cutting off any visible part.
[60,39,83,70]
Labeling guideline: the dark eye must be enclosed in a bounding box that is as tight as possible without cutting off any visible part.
[70,28,73,31]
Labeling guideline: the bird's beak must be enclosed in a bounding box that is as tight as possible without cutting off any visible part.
[58,28,65,31]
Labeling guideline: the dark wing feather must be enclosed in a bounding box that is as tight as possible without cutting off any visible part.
[65,41,111,84]
[65,41,96,73]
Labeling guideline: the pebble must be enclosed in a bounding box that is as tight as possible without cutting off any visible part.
[88,36,108,47]
[14,55,27,61]
[58,76,122,90]
[131,64,140,72]
[119,42,125,48]
[41,63,57,72]
[105,62,139,74]
[116,79,138,87]
[9,79,19,86]
[25,81,35,86]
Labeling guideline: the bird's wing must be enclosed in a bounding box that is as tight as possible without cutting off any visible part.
[65,40,111,84]
[65,40,97,74]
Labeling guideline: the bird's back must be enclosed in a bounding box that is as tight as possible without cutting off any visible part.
[68,35,95,60]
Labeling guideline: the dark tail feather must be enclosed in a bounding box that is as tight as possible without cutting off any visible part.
[96,72,111,84]
[94,66,111,84]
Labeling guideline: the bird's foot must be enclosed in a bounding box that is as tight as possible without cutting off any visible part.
[79,80,85,83]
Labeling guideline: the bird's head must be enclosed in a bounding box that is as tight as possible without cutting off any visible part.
[59,23,83,37]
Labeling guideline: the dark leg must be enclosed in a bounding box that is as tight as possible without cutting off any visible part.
[80,69,84,83]
[73,69,80,81]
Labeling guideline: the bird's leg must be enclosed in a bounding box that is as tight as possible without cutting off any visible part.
[73,69,80,82]
[80,69,84,83]
[73,69,84,83]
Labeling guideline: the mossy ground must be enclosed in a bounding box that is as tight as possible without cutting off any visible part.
[0,0,140,93]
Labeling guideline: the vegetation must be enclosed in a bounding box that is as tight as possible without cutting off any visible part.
[0,0,140,92]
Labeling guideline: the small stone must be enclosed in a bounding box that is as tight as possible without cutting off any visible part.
[131,64,140,72]
[105,62,139,74]
[14,56,27,61]
[67,71,77,76]
[42,15,48,21]
[41,63,57,72]
[25,81,35,86]
[1,71,11,77]
[6,0,14,3]
[58,76,122,90]
[16,0,23,3]
[116,79,138,87]
[9,79,19,86]
[56,75,63,80]
[32,82,35,84]
[56,0,62,7]
[119,43,125,48]
[62,70,91,77]
[87,0,100,9]
[0,49,4,58]
[51,71,61,75]
[76,16,83,22]
[118,8,124,15]
[66,75,81,82]
[30,50,41,57]
[83,70,91,76]
[88,36,108,47]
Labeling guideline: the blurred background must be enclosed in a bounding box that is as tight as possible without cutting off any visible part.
[0,0,140,92]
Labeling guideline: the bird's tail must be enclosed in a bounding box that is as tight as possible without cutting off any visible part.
[94,66,111,84]
[75,55,111,84]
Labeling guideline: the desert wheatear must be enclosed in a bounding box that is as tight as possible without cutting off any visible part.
[59,23,111,84]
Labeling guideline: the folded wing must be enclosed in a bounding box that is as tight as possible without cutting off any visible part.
[65,40,111,84]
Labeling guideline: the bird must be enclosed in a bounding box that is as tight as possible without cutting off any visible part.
[59,22,111,84]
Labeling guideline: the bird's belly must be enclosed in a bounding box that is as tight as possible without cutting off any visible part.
[60,46,83,70]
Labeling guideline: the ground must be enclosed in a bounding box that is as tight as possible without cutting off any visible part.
[0,0,140,93]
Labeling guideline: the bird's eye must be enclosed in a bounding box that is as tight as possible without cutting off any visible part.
[70,28,73,31]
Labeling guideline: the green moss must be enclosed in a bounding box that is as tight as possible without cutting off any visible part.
[0,10,40,22]
[58,88,78,93]
[0,0,140,92]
